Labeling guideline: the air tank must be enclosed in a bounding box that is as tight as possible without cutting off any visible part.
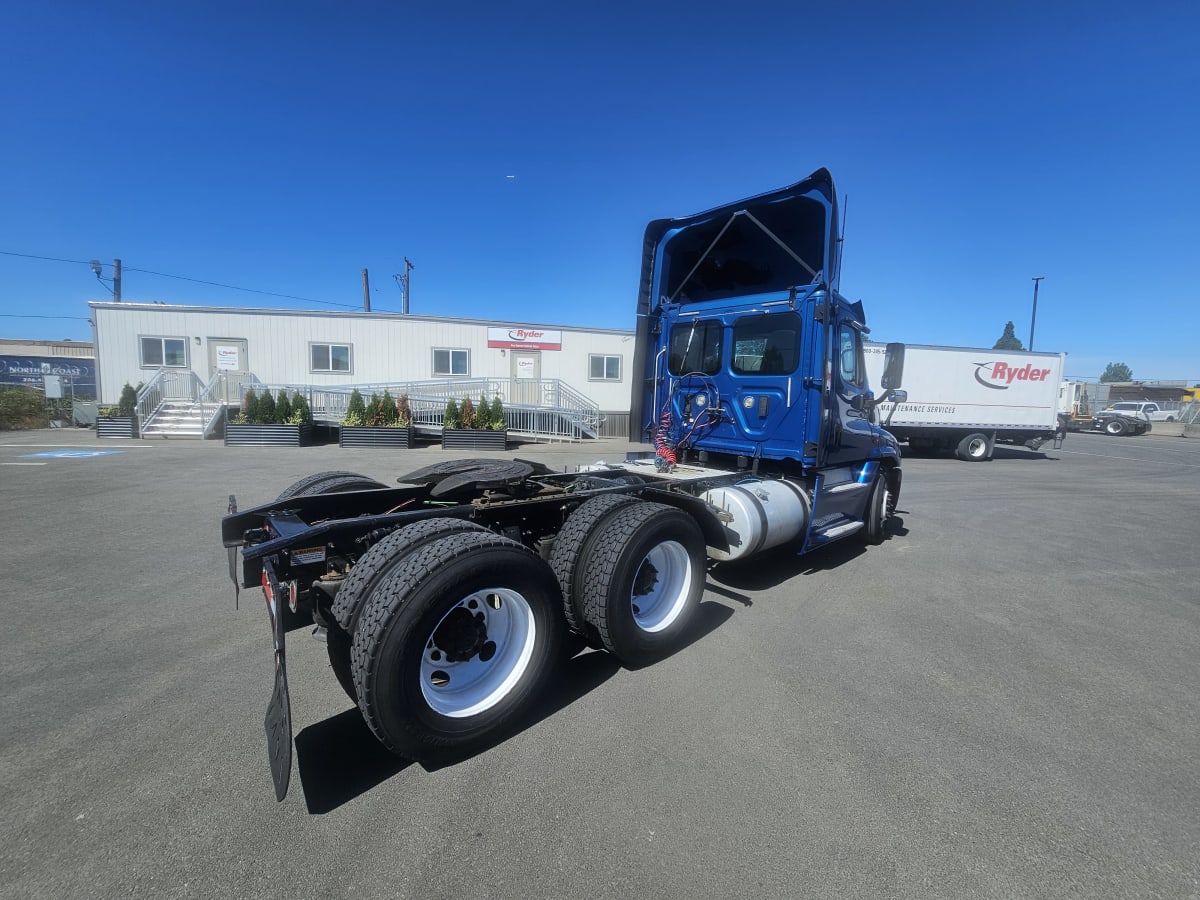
[700,479,810,562]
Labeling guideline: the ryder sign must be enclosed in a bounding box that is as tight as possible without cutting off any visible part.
[487,327,562,351]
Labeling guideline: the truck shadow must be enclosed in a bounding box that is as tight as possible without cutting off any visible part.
[706,516,909,592]
[294,599,734,813]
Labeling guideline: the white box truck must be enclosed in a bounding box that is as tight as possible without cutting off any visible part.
[864,342,1066,461]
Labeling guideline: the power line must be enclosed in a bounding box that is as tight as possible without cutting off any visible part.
[1,249,358,310]
[120,266,358,309]
[0,313,91,321]
[0,250,93,266]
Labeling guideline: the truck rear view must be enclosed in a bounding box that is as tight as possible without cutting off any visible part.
[222,169,908,800]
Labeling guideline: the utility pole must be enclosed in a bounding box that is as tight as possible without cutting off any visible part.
[113,258,122,302]
[362,268,371,311]
[1029,276,1044,350]
[394,257,414,314]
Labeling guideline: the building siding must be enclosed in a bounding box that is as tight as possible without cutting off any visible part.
[90,303,636,412]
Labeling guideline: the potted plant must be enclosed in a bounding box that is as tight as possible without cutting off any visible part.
[224,387,315,446]
[339,389,415,448]
[97,382,140,438]
[441,393,507,450]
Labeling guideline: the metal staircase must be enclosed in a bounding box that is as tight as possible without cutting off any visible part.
[135,369,233,439]
[139,401,209,438]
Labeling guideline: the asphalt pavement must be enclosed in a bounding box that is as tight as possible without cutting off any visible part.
[1,428,1198,899]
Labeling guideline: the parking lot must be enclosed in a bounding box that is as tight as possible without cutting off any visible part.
[2,428,1198,899]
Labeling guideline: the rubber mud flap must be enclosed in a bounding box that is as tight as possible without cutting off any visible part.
[265,651,293,801]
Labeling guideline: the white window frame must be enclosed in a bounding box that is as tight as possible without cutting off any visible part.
[433,348,470,377]
[139,335,188,369]
[310,342,352,374]
[588,354,622,382]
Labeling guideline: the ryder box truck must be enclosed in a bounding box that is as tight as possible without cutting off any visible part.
[864,342,1065,461]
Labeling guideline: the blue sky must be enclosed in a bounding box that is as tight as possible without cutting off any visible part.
[2,1,1197,382]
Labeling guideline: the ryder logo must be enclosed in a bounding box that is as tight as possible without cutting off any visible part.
[508,329,545,341]
[973,361,1052,390]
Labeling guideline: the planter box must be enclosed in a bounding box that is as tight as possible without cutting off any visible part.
[442,428,507,450]
[339,426,414,449]
[97,417,139,439]
[224,423,314,447]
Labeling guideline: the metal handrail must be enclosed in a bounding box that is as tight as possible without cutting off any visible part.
[242,377,604,440]
[136,368,205,431]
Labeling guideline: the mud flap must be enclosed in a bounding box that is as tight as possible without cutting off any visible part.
[265,651,293,801]
[262,558,293,801]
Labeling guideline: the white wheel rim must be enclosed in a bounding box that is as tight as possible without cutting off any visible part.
[419,587,536,719]
[629,540,693,633]
[969,438,986,457]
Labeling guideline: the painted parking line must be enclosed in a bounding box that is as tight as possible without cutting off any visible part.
[2,462,48,466]
[21,450,126,459]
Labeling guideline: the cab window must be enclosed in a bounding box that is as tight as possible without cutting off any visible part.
[668,320,722,375]
[837,323,865,388]
[732,313,801,375]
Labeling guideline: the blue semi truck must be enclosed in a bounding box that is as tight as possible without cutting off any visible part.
[222,168,908,799]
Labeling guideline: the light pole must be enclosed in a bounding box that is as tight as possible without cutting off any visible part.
[1029,276,1044,350]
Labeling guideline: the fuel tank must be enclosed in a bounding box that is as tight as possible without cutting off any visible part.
[700,478,810,562]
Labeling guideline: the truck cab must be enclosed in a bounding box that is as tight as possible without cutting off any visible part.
[628,168,905,547]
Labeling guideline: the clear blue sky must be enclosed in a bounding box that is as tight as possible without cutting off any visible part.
[2,1,1197,383]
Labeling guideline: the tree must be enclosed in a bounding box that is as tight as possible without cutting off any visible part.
[1100,362,1133,383]
[993,321,1025,351]
[275,389,292,424]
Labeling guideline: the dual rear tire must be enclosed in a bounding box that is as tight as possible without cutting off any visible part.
[347,497,705,759]
[277,472,707,760]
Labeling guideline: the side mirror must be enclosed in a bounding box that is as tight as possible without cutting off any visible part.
[881,342,905,390]
[886,389,907,404]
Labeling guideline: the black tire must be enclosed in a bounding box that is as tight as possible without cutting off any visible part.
[328,518,487,704]
[351,531,564,760]
[1104,419,1126,436]
[955,432,991,462]
[579,502,705,668]
[548,493,641,640]
[275,470,387,502]
[330,518,487,633]
[326,626,357,701]
[863,472,891,545]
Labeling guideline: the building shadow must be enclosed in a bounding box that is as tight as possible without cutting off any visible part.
[294,599,734,812]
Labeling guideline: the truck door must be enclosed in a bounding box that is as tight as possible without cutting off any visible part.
[822,318,876,467]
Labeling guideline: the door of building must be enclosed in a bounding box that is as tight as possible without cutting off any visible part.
[510,350,541,406]
[207,338,249,403]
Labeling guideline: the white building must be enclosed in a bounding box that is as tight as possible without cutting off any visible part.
[89,302,636,433]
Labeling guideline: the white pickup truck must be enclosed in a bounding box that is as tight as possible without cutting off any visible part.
[1105,401,1177,422]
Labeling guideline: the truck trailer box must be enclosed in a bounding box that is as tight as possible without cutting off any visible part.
[864,341,1066,460]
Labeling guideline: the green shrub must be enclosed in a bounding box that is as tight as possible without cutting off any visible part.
[290,391,311,424]
[460,397,476,429]
[117,383,138,417]
[0,386,47,430]
[444,398,462,430]
[476,394,492,430]
[489,396,505,431]
[380,389,398,426]
[258,390,277,424]
[240,388,260,424]
[276,389,292,423]
[342,388,367,425]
